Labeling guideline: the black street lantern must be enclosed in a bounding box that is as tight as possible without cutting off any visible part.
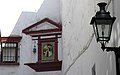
[90,2,116,50]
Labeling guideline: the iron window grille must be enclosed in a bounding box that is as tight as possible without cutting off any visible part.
[0,42,19,63]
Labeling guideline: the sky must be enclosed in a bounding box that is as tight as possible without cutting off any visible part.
[0,0,44,36]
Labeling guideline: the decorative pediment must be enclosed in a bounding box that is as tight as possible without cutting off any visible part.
[22,18,62,36]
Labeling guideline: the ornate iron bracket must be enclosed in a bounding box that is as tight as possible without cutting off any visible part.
[106,47,120,52]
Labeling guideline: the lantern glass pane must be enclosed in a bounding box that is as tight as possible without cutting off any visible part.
[95,19,113,41]
[93,24,98,41]
[96,24,111,41]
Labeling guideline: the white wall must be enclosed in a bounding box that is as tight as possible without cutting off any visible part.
[113,0,120,47]
[61,0,116,75]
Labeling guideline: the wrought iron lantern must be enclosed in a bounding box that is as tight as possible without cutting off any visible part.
[90,2,120,75]
[90,2,116,50]
[33,40,36,53]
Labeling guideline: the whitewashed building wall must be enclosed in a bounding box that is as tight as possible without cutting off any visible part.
[61,0,117,75]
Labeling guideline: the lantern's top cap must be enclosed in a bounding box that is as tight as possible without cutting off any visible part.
[97,2,107,13]
[90,2,116,25]
[97,2,107,7]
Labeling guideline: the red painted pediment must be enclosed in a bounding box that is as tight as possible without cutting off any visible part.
[22,18,62,36]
